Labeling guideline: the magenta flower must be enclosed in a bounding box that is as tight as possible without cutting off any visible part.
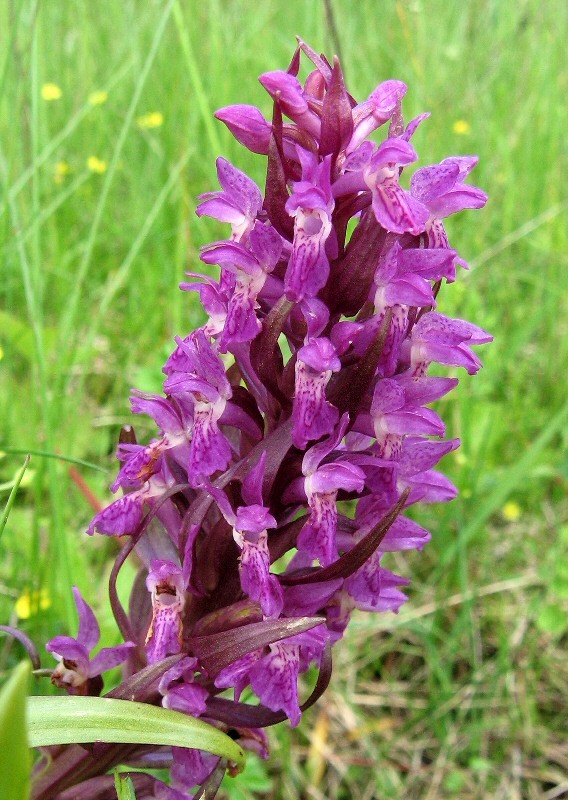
[29,40,493,800]
[363,138,431,235]
[159,656,209,717]
[207,454,283,618]
[200,222,283,351]
[411,156,488,250]
[216,625,328,727]
[289,416,365,566]
[284,150,335,302]
[348,79,408,153]
[215,104,272,155]
[164,330,233,485]
[145,560,186,664]
[292,337,341,448]
[46,587,134,695]
[409,312,493,376]
[259,70,322,138]
[196,156,263,242]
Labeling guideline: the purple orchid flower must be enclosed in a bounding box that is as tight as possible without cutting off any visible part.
[215,625,329,727]
[410,156,488,251]
[46,587,135,695]
[408,311,493,376]
[159,656,209,717]
[196,156,263,242]
[328,562,410,637]
[284,150,335,302]
[215,104,273,155]
[292,337,341,449]
[180,272,230,337]
[206,454,283,619]
[363,138,431,235]
[259,70,322,139]
[200,221,283,351]
[145,560,186,664]
[87,459,177,537]
[366,377,445,459]
[164,330,233,485]
[284,415,366,566]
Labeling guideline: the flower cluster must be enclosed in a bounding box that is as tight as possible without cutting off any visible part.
[48,41,491,799]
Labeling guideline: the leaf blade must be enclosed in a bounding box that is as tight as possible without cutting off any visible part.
[0,662,32,800]
[114,771,137,800]
[27,696,245,771]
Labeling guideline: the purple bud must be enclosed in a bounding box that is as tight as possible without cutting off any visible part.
[215,104,272,154]
[259,70,321,139]
[349,80,407,152]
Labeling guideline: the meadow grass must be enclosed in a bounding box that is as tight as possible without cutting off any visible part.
[0,1,567,797]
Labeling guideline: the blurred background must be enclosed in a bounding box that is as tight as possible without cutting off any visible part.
[0,1,566,798]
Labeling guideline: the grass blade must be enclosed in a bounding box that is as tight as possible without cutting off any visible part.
[172,0,223,157]
[56,0,176,387]
[0,455,30,539]
[441,398,568,566]
[0,448,108,474]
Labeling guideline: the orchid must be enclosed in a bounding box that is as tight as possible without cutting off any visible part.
[26,40,491,799]
[46,587,135,696]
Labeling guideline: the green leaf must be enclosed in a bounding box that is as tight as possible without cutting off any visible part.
[114,771,137,800]
[27,696,245,771]
[0,662,31,800]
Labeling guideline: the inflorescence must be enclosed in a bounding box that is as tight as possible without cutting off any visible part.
[44,40,491,799]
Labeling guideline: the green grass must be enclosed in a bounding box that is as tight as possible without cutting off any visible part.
[1,0,567,797]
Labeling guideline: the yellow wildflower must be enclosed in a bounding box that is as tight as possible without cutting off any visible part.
[137,111,164,129]
[88,90,108,106]
[41,82,62,101]
[54,160,71,184]
[452,119,471,135]
[16,588,51,619]
[87,156,107,174]
[502,501,521,522]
